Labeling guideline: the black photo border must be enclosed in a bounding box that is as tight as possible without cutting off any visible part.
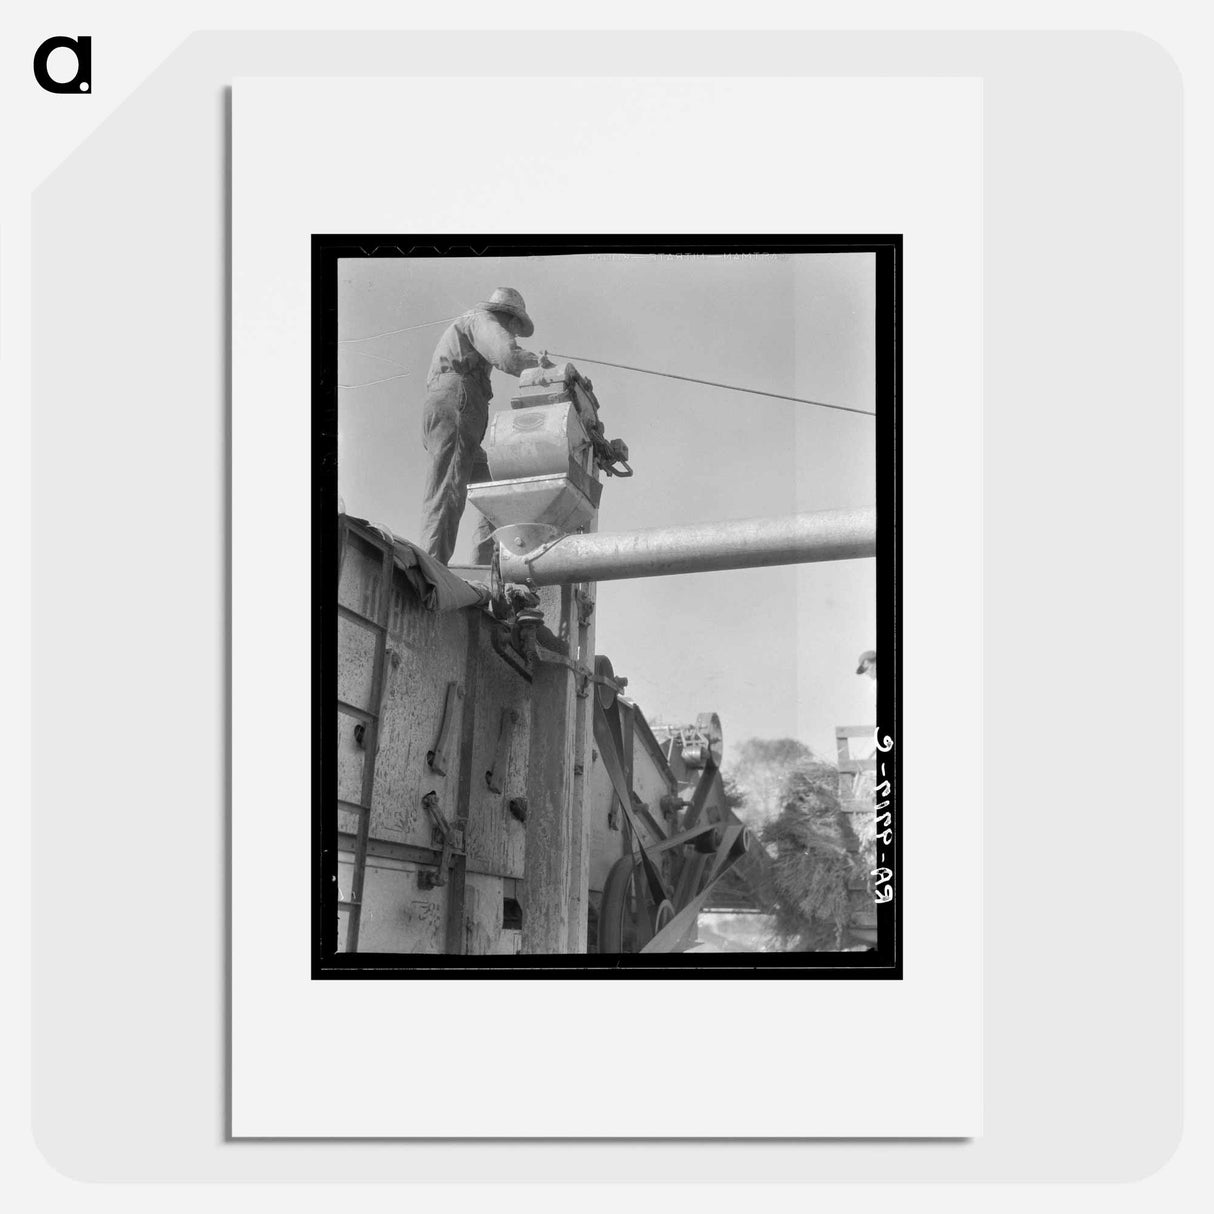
[312,235,901,979]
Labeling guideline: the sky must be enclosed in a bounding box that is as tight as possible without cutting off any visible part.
[337,251,877,761]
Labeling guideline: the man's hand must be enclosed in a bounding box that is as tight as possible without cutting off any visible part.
[537,350,556,369]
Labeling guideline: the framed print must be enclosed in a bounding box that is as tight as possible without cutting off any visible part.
[233,75,980,1137]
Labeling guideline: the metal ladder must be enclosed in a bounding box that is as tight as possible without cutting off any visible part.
[336,525,396,953]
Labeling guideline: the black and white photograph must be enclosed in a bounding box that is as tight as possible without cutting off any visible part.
[27,13,1200,1178]
[315,237,900,974]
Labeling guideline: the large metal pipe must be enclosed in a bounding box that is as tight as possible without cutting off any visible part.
[497,506,876,586]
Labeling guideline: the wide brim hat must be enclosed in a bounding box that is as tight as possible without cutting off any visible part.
[476,287,534,337]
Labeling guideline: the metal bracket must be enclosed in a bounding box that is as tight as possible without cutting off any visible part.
[592,655,628,710]
[529,641,630,708]
[633,793,669,844]
[426,681,463,775]
[489,622,533,682]
[418,790,465,889]
[485,707,519,793]
[532,641,594,698]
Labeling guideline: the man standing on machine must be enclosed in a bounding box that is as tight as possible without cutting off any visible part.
[419,287,549,565]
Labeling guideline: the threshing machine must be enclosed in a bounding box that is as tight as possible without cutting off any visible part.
[334,363,876,955]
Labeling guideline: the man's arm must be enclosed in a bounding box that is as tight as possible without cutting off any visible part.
[467,310,540,377]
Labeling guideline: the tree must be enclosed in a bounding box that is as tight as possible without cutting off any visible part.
[760,754,874,951]
[723,737,815,831]
[723,738,876,951]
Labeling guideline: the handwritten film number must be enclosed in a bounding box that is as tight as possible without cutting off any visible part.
[871,729,894,904]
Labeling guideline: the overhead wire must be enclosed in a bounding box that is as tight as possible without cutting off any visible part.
[331,325,874,417]
[335,314,452,387]
[337,371,414,389]
[337,346,413,390]
[338,315,457,344]
[547,352,876,417]
[341,348,410,371]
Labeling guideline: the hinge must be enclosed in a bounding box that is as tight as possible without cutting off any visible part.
[417,790,465,889]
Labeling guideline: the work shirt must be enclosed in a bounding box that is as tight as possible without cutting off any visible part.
[426,309,539,403]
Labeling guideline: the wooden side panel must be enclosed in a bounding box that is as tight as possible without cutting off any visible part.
[336,531,381,817]
[463,616,530,880]
[464,872,523,955]
[368,574,471,850]
[336,715,366,805]
[336,524,479,955]
[338,532,390,620]
[336,614,378,709]
[338,850,449,954]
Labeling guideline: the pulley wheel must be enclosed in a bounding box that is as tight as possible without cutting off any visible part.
[597,855,651,953]
[594,655,618,710]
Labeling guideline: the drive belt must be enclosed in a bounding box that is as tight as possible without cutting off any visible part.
[592,698,671,907]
